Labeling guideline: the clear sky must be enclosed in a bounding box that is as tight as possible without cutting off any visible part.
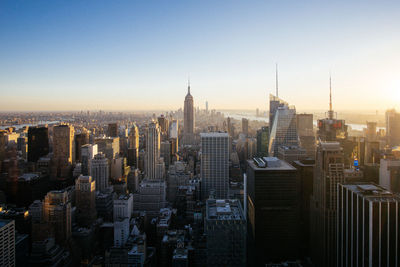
[1,0,400,112]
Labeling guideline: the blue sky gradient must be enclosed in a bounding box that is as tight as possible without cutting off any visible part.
[1,0,400,111]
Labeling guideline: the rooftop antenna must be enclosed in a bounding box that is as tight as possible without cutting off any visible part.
[188,76,191,95]
[328,73,334,120]
[275,63,279,97]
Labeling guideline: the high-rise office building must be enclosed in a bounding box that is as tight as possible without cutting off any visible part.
[95,137,120,159]
[53,124,74,164]
[75,175,97,227]
[200,132,229,199]
[113,194,133,221]
[91,153,109,192]
[75,131,89,162]
[246,157,300,264]
[292,158,315,257]
[108,123,118,137]
[268,101,298,157]
[0,219,15,267]
[134,179,166,218]
[128,124,139,167]
[242,118,249,137]
[158,114,169,139]
[256,126,269,157]
[337,183,400,267]
[386,109,400,147]
[297,113,316,159]
[145,121,163,180]
[205,199,246,267]
[379,157,400,193]
[43,190,71,245]
[269,94,288,134]
[27,126,49,162]
[81,144,98,176]
[366,121,377,141]
[183,82,195,145]
[310,141,344,267]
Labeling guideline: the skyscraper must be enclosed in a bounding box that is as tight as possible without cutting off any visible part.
[242,118,249,137]
[27,126,49,162]
[337,183,400,267]
[205,199,246,267]
[385,109,400,147]
[75,131,89,163]
[269,94,288,134]
[0,220,15,266]
[128,124,139,167]
[183,82,195,145]
[91,153,109,192]
[145,121,162,180]
[200,132,229,199]
[310,141,344,267]
[108,123,118,137]
[75,175,97,227]
[256,126,269,157]
[268,97,298,157]
[43,190,71,245]
[317,77,347,141]
[52,124,74,179]
[246,157,300,264]
[81,144,98,176]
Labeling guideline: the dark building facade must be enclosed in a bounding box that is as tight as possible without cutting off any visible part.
[28,126,49,163]
[247,157,300,265]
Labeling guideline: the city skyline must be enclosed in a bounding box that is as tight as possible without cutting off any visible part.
[1,0,400,111]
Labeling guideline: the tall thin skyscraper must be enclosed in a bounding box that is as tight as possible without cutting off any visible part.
[310,141,344,267]
[183,81,195,145]
[337,183,400,267]
[0,220,15,266]
[268,96,298,157]
[91,153,109,192]
[52,124,74,178]
[128,124,139,167]
[200,132,229,199]
[145,121,162,180]
[385,109,400,147]
[27,126,49,162]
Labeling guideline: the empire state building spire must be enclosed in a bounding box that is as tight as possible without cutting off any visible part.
[184,80,195,145]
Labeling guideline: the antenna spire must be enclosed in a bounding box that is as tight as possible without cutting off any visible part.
[328,73,334,119]
[275,63,279,97]
[188,76,190,95]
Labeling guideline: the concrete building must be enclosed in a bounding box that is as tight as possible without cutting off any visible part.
[91,153,109,192]
[108,123,118,138]
[337,183,400,267]
[246,157,300,264]
[52,124,74,178]
[75,175,97,227]
[205,199,246,267]
[75,131,89,162]
[145,121,163,180]
[200,132,229,199]
[277,145,307,164]
[134,179,166,218]
[242,118,249,136]
[113,194,133,221]
[95,137,120,160]
[379,157,400,193]
[114,217,130,248]
[386,109,400,147]
[81,144,98,176]
[310,142,344,267]
[43,190,72,245]
[0,219,15,267]
[128,124,139,167]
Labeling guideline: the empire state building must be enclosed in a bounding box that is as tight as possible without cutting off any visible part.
[183,81,195,145]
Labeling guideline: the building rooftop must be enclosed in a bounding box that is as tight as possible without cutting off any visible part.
[341,183,400,202]
[200,132,229,138]
[248,157,296,171]
[206,199,245,221]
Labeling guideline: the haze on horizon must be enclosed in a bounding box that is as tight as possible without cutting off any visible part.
[1,0,400,112]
